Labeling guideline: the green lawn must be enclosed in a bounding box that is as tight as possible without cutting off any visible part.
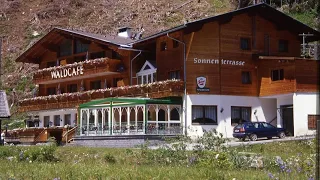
[0,139,316,180]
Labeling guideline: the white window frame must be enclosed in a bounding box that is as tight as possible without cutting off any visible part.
[136,61,157,85]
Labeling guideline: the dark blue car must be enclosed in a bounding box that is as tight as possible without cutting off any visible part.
[233,122,286,141]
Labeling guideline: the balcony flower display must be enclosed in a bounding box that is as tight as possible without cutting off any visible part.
[18,79,184,112]
[33,58,117,79]
[90,89,105,99]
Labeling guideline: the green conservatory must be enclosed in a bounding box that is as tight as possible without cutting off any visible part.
[78,97,183,136]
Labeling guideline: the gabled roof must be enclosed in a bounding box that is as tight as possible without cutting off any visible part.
[131,3,320,45]
[137,60,157,74]
[16,27,134,63]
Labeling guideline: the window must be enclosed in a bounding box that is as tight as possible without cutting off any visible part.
[64,114,71,126]
[231,106,251,125]
[308,115,320,130]
[169,70,180,80]
[240,38,251,50]
[260,122,275,128]
[67,84,78,93]
[44,116,50,127]
[47,87,56,95]
[90,80,101,90]
[59,39,72,57]
[271,69,284,81]
[54,115,60,126]
[170,108,180,121]
[91,51,105,59]
[172,39,179,48]
[279,40,288,52]
[160,41,167,51]
[192,106,217,125]
[74,40,89,54]
[47,61,56,68]
[136,61,157,85]
[241,71,251,84]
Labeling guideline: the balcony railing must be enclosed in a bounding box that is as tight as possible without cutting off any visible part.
[33,58,121,84]
[18,80,184,112]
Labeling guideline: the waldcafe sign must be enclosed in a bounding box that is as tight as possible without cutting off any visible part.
[193,58,245,66]
[51,65,84,79]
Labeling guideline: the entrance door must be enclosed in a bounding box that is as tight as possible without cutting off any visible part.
[281,105,294,136]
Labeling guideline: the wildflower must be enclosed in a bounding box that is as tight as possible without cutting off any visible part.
[188,156,197,165]
[297,166,302,173]
[19,151,24,160]
[275,156,284,165]
[267,172,274,179]
[215,154,219,159]
[286,168,291,173]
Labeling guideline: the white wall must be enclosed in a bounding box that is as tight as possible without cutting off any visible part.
[186,95,276,138]
[38,109,77,128]
[293,93,319,136]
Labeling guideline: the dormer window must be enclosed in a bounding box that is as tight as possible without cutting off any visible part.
[136,61,157,85]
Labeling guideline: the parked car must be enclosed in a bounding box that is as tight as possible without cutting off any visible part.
[233,122,286,141]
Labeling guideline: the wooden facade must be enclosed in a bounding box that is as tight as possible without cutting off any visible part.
[12,3,320,142]
[142,12,319,97]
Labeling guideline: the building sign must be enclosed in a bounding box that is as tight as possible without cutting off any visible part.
[193,58,245,66]
[51,65,84,79]
[196,76,210,92]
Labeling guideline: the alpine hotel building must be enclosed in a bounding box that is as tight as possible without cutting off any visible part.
[14,3,320,144]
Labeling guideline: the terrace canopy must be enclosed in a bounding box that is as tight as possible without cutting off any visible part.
[78,97,183,136]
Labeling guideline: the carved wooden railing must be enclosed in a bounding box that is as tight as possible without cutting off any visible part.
[33,58,121,84]
[34,128,47,143]
[62,126,77,143]
[18,80,184,112]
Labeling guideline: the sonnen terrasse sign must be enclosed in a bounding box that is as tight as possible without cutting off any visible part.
[193,58,245,66]
[51,65,84,79]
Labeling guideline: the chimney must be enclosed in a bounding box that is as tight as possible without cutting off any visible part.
[117,27,132,38]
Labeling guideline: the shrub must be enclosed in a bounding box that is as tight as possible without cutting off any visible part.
[103,153,116,164]
[18,145,57,162]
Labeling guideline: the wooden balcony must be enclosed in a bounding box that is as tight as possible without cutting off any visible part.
[33,58,122,84]
[18,80,184,112]
[258,57,319,97]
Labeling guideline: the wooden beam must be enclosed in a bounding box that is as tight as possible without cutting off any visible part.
[186,32,194,61]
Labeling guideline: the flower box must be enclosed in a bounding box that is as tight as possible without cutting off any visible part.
[37,98,48,104]
[140,86,149,94]
[79,92,91,100]
[127,86,141,96]
[68,94,79,101]
[58,96,68,102]
[107,88,117,97]
[149,84,160,93]
[91,91,104,99]
[48,96,58,103]
[118,88,128,97]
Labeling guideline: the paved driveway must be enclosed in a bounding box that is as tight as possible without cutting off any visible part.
[148,136,315,150]
[225,136,315,147]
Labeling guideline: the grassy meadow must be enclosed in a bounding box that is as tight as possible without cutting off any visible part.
[0,135,316,180]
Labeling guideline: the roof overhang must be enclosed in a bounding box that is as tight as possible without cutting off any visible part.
[15,28,133,64]
[131,3,320,46]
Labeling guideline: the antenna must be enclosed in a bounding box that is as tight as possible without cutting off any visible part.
[299,33,314,57]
